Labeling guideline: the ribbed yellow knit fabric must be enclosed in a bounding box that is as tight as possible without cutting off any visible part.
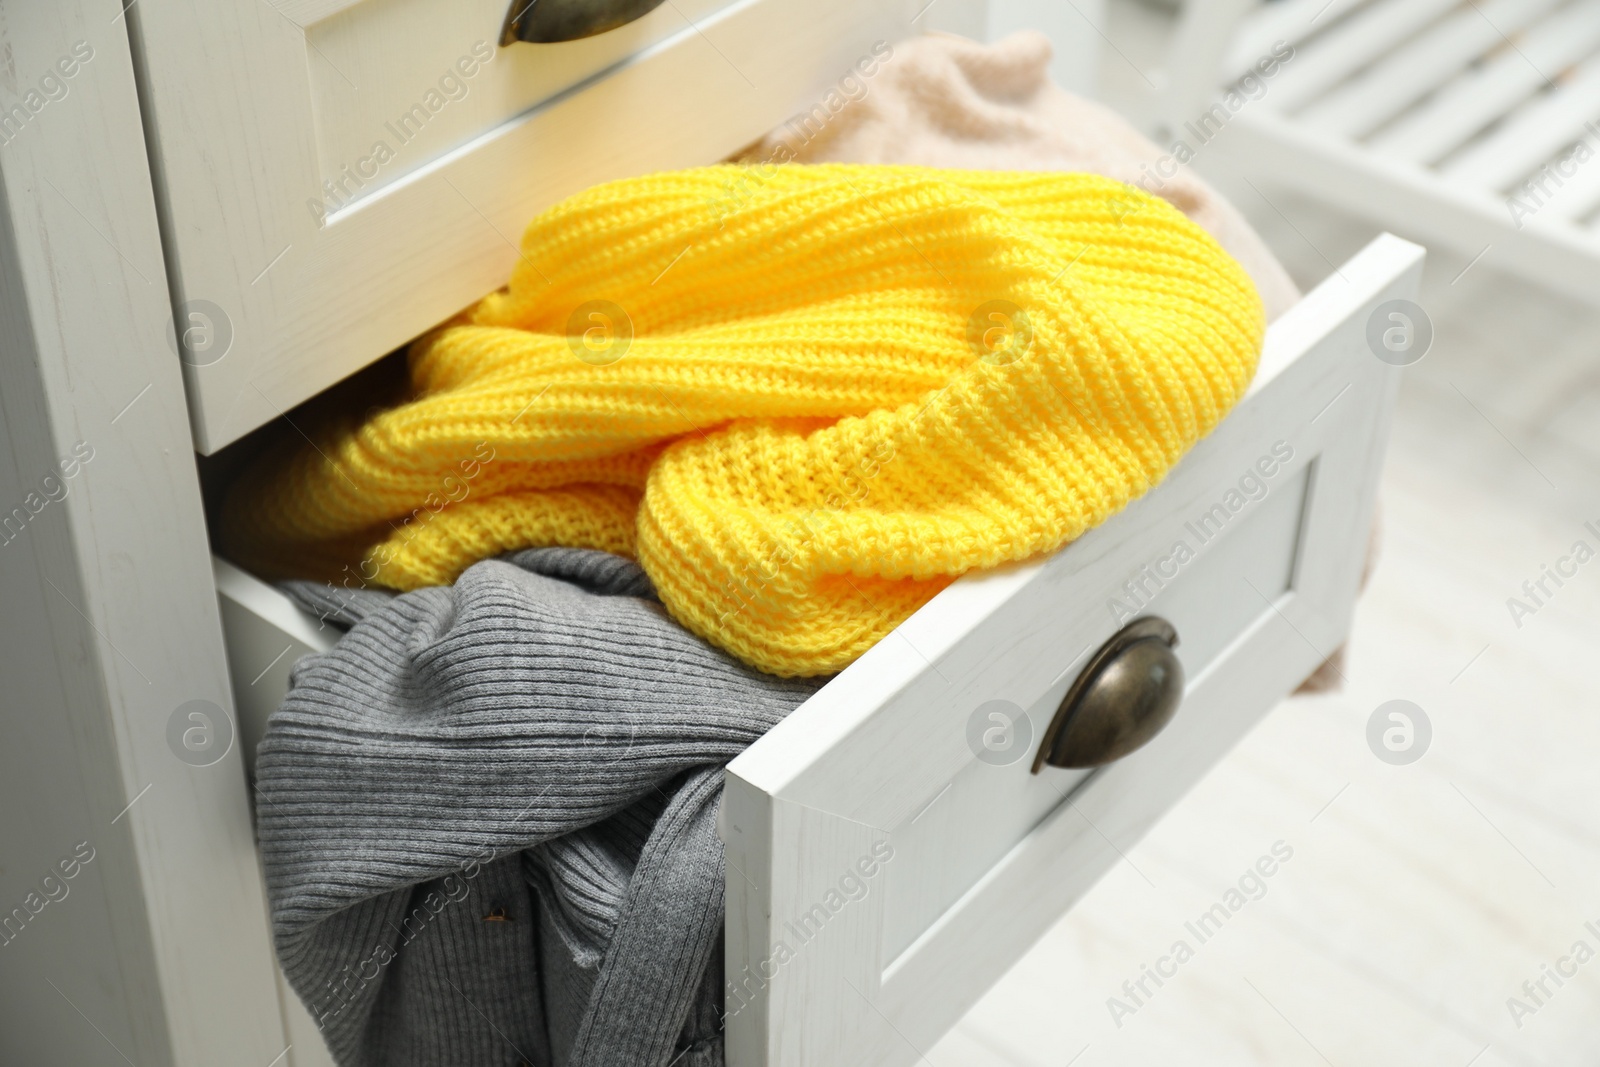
[221,164,1264,676]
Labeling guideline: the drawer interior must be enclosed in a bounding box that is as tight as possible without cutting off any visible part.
[213,558,335,775]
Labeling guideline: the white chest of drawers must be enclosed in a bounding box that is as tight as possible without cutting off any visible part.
[0,1,1414,1064]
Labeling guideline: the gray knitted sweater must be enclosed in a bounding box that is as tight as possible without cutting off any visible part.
[256,548,820,1067]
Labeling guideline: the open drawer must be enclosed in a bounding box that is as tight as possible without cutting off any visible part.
[131,0,937,453]
[212,234,1421,1065]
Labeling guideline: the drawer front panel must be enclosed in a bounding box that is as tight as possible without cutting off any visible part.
[303,0,736,210]
[133,0,939,452]
[720,234,1421,1067]
[879,461,1311,967]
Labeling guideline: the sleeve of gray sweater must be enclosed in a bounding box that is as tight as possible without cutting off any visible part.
[259,548,822,1067]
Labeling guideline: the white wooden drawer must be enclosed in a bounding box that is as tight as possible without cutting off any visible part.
[719,233,1417,1065]
[131,0,938,453]
[210,234,1420,1065]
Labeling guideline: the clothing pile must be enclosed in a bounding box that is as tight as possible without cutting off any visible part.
[245,30,1293,1067]
[264,549,818,1066]
[226,159,1263,676]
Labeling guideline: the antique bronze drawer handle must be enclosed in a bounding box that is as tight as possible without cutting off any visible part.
[1031,617,1184,772]
[501,0,669,44]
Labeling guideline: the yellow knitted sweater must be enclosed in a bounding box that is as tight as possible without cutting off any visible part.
[222,164,1264,676]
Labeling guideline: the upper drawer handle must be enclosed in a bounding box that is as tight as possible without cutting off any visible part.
[1031,617,1184,772]
[501,0,669,44]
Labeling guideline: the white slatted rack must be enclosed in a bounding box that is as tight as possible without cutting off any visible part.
[1171,0,1600,304]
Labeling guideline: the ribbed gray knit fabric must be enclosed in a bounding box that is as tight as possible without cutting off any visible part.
[259,548,821,1067]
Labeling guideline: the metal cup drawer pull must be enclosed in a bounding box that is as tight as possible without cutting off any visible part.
[1031,617,1184,772]
[501,0,670,44]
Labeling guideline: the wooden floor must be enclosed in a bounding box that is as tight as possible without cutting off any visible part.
[929,7,1600,1065]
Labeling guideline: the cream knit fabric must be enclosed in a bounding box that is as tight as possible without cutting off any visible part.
[739,29,1301,322]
